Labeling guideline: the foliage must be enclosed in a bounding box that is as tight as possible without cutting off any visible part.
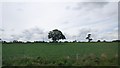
[86,34,92,42]
[112,40,120,42]
[97,40,101,42]
[48,29,66,42]
[103,40,106,42]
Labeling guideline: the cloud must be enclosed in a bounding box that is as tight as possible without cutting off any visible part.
[0,28,4,38]
[2,27,118,42]
[78,28,118,41]
[2,2,118,41]
[0,28,4,32]
[98,27,118,40]
[66,2,117,19]
[3,27,48,41]
[78,28,91,40]
[1,0,119,2]
[65,27,118,42]
[20,27,45,41]
[63,2,118,37]
[73,2,109,10]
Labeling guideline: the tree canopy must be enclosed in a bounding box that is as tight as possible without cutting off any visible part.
[48,29,66,42]
[86,34,92,42]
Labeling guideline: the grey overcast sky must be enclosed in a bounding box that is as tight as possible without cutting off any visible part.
[0,1,119,42]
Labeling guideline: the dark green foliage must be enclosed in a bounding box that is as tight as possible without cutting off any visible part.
[97,40,101,42]
[73,40,77,43]
[103,40,106,42]
[112,40,120,42]
[34,41,46,43]
[48,29,66,42]
[64,41,69,43]
[86,34,92,42]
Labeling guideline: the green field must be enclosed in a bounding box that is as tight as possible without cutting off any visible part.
[2,42,118,66]
[0,43,2,67]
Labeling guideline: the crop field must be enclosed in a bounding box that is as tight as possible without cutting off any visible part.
[2,42,118,66]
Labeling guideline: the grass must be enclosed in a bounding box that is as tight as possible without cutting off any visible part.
[0,42,2,67]
[2,42,118,66]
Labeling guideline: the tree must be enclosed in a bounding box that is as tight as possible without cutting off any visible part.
[48,29,66,42]
[103,40,106,42]
[86,34,92,42]
[0,38,1,41]
[112,40,120,42]
[97,40,101,42]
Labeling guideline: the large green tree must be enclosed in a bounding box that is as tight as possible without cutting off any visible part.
[48,29,66,42]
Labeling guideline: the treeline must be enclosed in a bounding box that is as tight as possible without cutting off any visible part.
[1,40,120,44]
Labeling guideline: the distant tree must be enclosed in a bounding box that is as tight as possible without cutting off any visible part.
[0,38,1,42]
[34,41,46,43]
[103,40,106,42]
[97,40,101,42]
[86,34,92,42]
[48,29,66,42]
[13,40,18,43]
[64,41,69,43]
[112,40,120,42]
[2,41,7,43]
[73,40,77,43]
[17,41,23,43]
[26,41,31,43]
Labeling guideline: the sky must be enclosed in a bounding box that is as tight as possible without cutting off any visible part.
[0,1,119,42]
